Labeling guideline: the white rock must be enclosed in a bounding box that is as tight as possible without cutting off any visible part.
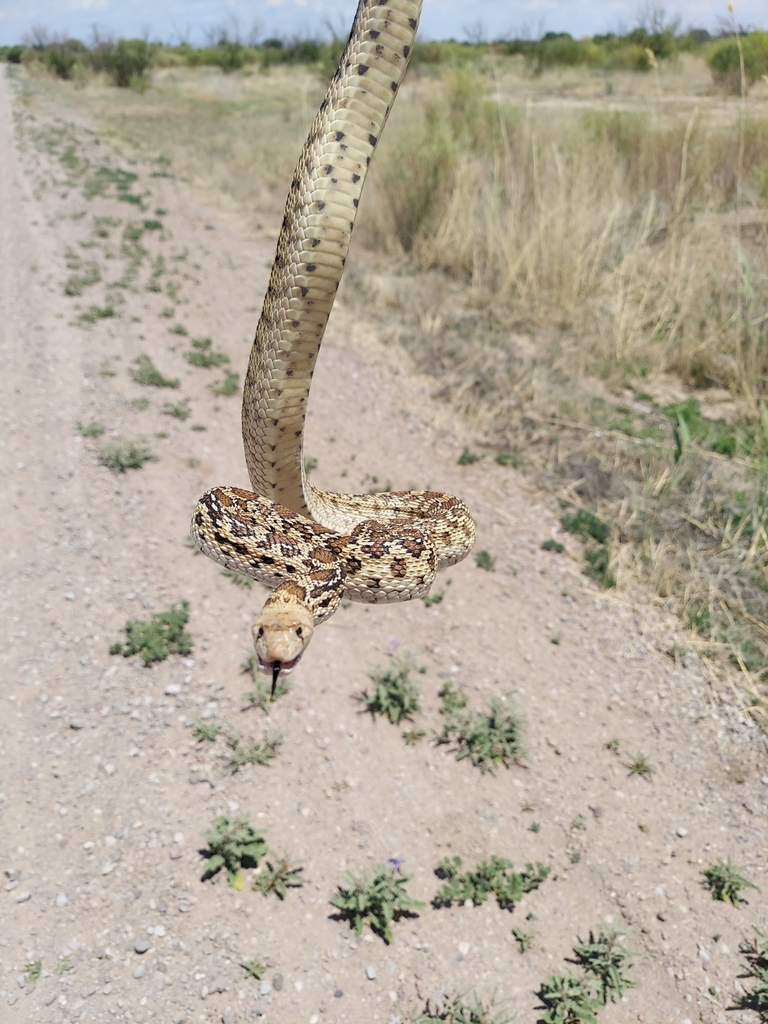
[164,684,181,696]
[259,981,272,996]
[55,894,67,908]
[15,891,31,903]
[458,942,470,956]
[676,827,688,838]
[365,965,376,981]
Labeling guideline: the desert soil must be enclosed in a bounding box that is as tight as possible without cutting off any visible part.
[1,65,767,1024]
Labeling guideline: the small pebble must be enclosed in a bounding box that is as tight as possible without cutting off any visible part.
[366,965,376,981]
[272,973,283,991]
[172,1014,188,1024]
[132,965,146,979]
[43,992,57,1006]
[169,846,181,860]
[253,1007,264,1018]
[80,984,96,998]
[657,911,667,922]
[15,891,31,903]
[259,980,272,996]
[221,1008,234,1024]
[209,975,227,994]
[69,718,85,730]
[458,942,470,956]
[153,924,166,938]
[55,893,68,908]
[334,988,343,998]
[134,940,151,954]
[676,827,688,838]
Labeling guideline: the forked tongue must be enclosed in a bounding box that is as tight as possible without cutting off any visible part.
[271,662,281,699]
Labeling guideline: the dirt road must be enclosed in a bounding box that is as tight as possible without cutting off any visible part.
[0,66,766,1024]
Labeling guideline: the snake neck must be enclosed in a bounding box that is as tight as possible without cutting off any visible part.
[241,0,422,516]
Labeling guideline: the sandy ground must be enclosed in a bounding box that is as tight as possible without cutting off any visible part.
[1,65,767,1024]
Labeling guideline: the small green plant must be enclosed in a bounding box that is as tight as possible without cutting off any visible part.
[240,958,266,980]
[537,971,602,1024]
[529,821,541,833]
[26,959,42,985]
[253,855,304,899]
[169,322,188,336]
[402,726,426,745]
[572,928,636,1003]
[571,814,586,831]
[432,855,550,911]
[163,398,191,420]
[209,370,239,396]
[570,850,581,864]
[360,651,422,724]
[584,545,616,588]
[227,734,281,773]
[738,927,768,1017]
[76,420,104,437]
[422,588,445,607]
[76,304,114,326]
[495,451,522,468]
[131,354,179,388]
[438,688,525,773]
[458,448,482,465]
[193,718,223,742]
[512,927,534,952]
[605,738,620,752]
[64,261,100,296]
[221,567,254,587]
[186,336,229,368]
[304,455,318,475]
[98,437,153,473]
[409,990,513,1023]
[143,219,162,231]
[541,539,565,553]
[242,653,290,711]
[626,753,654,780]
[110,601,193,664]
[702,858,759,906]
[331,863,424,944]
[53,957,73,977]
[560,508,610,544]
[131,396,150,410]
[475,550,495,571]
[200,815,267,888]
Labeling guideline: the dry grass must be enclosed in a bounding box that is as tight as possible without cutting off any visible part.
[20,54,768,722]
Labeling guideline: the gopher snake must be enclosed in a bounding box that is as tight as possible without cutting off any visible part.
[191,0,475,689]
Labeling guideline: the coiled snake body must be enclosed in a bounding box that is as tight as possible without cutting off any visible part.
[191,0,476,688]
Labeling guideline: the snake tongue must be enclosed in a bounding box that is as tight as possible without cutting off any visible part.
[271,662,281,699]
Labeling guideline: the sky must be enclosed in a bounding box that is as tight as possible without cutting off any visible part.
[0,0,764,48]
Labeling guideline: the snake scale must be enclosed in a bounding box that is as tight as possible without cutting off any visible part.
[191,0,476,690]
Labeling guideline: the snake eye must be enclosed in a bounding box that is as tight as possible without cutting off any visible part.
[257,627,264,638]
[296,626,303,637]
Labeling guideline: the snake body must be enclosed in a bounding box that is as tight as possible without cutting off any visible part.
[191,0,476,683]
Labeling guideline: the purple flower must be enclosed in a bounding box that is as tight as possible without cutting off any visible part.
[388,636,402,649]
[386,857,402,871]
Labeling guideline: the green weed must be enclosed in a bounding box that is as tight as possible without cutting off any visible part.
[240,958,266,980]
[75,420,104,437]
[143,219,162,231]
[227,734,281,772]
[193,719,223,742]
[560,509,610,544]
[241,653,290,711]
[626,753,654,780]
[64,261,100,296]
[537,971,602,1024]
[512,927,534,952]
[331,863,425,944]
[702,858,759,906]
[529,821,541,833]
[131,397,150,410]
[253,856,304,899]
[458,447,482,465]
[200,815,267,888]
[422,588,445,607]
[408,990,513,1023]
[169,322,188,336]
[360,651,423,724]
[131,354,180,388]
[76,304,114,326]
[110,601,193,664]
[186,336,229,367]
[98,437,153,473]
[432,855,550,911]
[209,370,239,396]
[53,958,73,977]
[163,398,191,420]
[25,959,42,985]
[475,550,495,571]
[541,539,565,553]
[438,687,525,773]
[304,455,318,475]
[402,727,426,745]
[495,452,523,468]
[572,928,636,1003]
[738,928,768,1017]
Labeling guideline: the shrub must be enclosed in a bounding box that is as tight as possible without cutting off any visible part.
[708,31,768,92]
[110,601,193,664]
[360,651,422,724]
[432,855,550,910]
[331,864,424,944]
[200,815,267,887]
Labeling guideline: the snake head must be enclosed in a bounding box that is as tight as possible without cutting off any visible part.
[251,602,314,692]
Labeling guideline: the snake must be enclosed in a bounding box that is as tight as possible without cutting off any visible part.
[190,0,476,693]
